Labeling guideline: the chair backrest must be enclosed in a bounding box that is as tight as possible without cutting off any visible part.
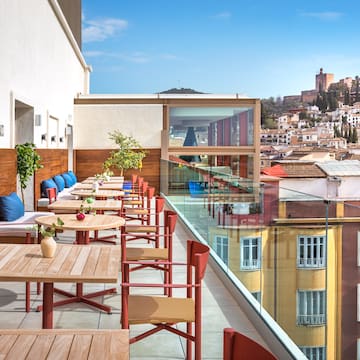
[155,196,165,213]
[141,181,148,195]
[137,176,144,188]
[46,187,57,204]
[223,328,277,360]
[147,186,155,199]
[187,240,210,281]
[146,187,155,209]
[131,174,138,184]
[164,210,178,234]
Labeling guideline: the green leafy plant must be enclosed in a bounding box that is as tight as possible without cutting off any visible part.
[103,131,146,176]
[79,203,95,215]
[38,217,64,238]
[15,142,43,204]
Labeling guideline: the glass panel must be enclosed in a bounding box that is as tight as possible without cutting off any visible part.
[168,154,255,181]
[160,158,336,356]
[169,106,254,147]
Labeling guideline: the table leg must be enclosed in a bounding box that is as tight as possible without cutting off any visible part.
[42,282,54,329]
[37,229,116,315]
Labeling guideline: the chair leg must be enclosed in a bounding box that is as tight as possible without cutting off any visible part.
[186,322,192,359]
[25,282,30,312]
[121,264,129,329]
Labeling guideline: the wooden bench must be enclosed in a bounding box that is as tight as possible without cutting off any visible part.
[0,329,129,359]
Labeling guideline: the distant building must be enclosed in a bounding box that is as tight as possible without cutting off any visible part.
[283,95,301,105]
[301,89,318,104]
[300,68,334,104]
[316,68,334,92]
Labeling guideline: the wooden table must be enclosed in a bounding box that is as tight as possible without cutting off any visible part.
[0,329,129,359]
[0,244,121,329]
[46,202,124,243]
[48,199,123,214]
[74,183,124,191]
[36,214,125,245]
[71,189,124,199]
[85,176,124,181]
[82,178,124,184]
[35,214,125,314]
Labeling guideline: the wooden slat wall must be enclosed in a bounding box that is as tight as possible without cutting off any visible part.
[75,149,161,193]
[34,149,68,206]
[0,149,17,196]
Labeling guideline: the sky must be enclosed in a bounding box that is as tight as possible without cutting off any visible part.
[81,0,360,99]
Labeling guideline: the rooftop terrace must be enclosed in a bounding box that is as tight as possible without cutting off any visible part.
[0,221,283,359]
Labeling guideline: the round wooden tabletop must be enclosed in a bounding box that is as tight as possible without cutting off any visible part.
[74,183,123,190]
[35,214,125,231]
[70,189,124,198]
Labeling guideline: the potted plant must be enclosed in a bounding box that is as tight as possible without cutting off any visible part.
[38,217,64,258]
[15,142,43,204]
[76,203,95,221]
[103,131,146,177]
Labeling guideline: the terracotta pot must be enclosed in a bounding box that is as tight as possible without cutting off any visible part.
[41,236,57,258]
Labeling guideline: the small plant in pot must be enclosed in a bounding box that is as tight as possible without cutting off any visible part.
[37,217,64,258]
[38,217,64,238]
[76,203,95,221]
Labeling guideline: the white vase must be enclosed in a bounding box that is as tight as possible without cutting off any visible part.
[92,181,99,192]
[41,236,57,258]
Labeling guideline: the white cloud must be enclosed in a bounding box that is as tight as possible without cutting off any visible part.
[160,53,178,60]
[300,11,343,21]
[83,18,128,43]
[122,52,150,64]
[212,11,231,19]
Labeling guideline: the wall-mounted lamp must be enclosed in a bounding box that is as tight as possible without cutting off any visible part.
[35,114,42,126]
[41,134,47,141]
[59,137,64,143]
[0,125,4,137]
[51,135,56,142]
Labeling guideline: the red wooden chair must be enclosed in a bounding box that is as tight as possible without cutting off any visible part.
[223,328,277,360]
[121,186,155,224]
[122,180,148,208]
[46,187,57,204]
[121,240,210,360]
[121,209,178,296]
[121,195,165,247]
[131,173,138,184]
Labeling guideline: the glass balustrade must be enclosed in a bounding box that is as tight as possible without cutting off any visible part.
[160,158,355,360]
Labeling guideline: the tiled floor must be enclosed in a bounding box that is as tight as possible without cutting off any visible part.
[0,220,268,359]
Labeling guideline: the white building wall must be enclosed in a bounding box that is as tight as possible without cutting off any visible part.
[279,177,360,200]
[73,104,163,149]
[0,0,88,149]
[279,178,327,199]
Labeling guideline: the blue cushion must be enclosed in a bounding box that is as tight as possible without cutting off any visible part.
[67,171,77,183]
[41,178,58,198]
[0,192,25,221]
[53,175,65,192]
[61,173,74,187]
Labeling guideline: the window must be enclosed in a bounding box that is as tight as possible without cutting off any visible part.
[299,346,326,360]
[297,235,325,268]
[297,290,326,325]
[169,106,254,147]
[240,237,261,270]
[213,236,228,266]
